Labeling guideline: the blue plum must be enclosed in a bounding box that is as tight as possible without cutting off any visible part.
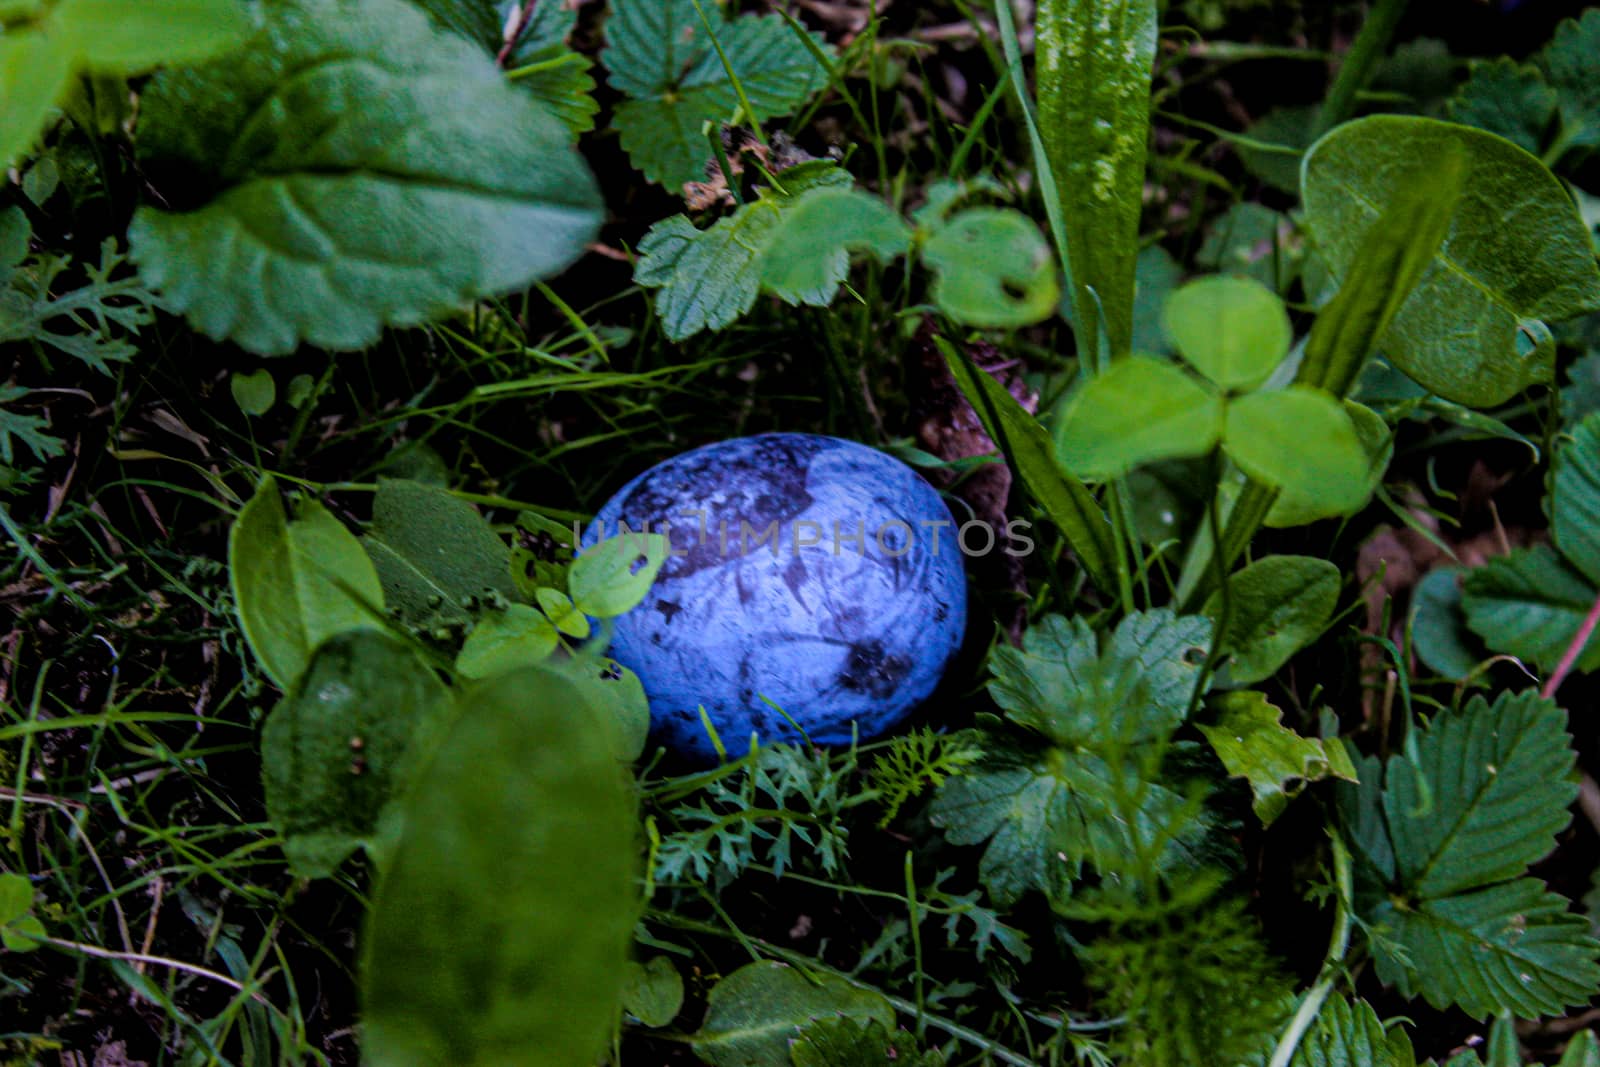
[584,433,967,760]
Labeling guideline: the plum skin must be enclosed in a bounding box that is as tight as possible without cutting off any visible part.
[584,433,968,761]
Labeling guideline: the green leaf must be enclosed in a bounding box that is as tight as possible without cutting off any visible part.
[603,0,830,188]
[989,610,1212,747]
[411,0,599,137]
[1239,995,1408,1067]
[361,667,636,1066]
[921,208,1061,329]
[1196,202,1297,294]
[1560,1031,1600,1067]
[758,188,912,307]
[1301,115,1600,406]
[0,873,32,926]
[1262,399,1391,528]
[1164,275,1292,391]
[455,603,558,680]
[931,611,1213,904]
[0,0,247,166]
[621,956,683,1028]
[1036,0,1158,357]
[1448,58,1557,155]
[1385,690,1577,899]
[791,1018,940,1067]
[1131,244,1183,354]
[1542,11,1600,152]
[535,587,590,639]
[1553,411,1600,585]
[635,164,851,340]
[1223,388,1368,511]
[1369,878,1600,1019]
[550,656,651,762]
[570,531,669,618]
[939,341,1118,594]
[230,369,275,417]
[261,631,451,878]
[129,0,602,356]
[1204,555,1340,685]
[1462,545,1600,674]
[1199,691,1355,826]
[0,387,65,467]
[361,479,514,630]
[1,915,44,953]
[692,961,895,1067]
[1055,356,1223,479]
[1409,566,1483,680]
[229,477,385,691]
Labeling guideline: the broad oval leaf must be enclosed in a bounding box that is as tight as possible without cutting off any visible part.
[1164,275,1292,391]
[262,630,450,878]
[621,956,683,1028]
[1223,388,1369,512]
[1263,399,1391,528]
[361,667,636,1066]
[1302,115,1600,406]
[1409,566,1484,680]
[570,531,669,618]
[229,477,385,691]
[1203,554,1339,685]
[361,479,515,629]
[693,961,895,1067]
[922,208,1061,329]
[455,603,559,680]
[1055,355,1223,480]
[129,0,603,356]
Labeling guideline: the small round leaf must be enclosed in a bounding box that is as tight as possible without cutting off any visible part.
[1164,274,1292,391]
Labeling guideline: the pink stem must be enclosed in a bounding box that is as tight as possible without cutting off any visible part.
[1542,587,1600,700]
[497,0,539,67]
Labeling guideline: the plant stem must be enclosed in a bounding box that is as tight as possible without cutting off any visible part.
[1268,831,1354,1067]
[1542,587,1600,699]
[1315,0,1410,136]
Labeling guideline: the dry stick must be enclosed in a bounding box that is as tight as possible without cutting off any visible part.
[40,934,277,1006]
[1541,588,1600,700]
[496,0,539,67]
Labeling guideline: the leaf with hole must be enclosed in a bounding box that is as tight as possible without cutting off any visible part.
[1055,356,1223,480]
[361,667,636,1066]
[129,0,602,356]
[1199,691,1355,826]
[230,477,385,691]
[262,630,451,878]
[1301,115,1600,406]
[570,531,669,618]
[921,208,1060,329]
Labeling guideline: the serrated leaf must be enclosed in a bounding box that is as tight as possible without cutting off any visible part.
[1205,554,1339,684]
[570,531,669,618]
[455,603,558,680]
[1448,58,1557,154]
[262,631,450,878]
[361,479,514,629]
[692,961,895,1067]
[0,389,65,466]
[1239,995,1407,1067]
[921,208,1060,329]
[1037,0,1158,356]
[621,956,683,1028]
[635,167,851,341]
[1055,356,1223,480]
[1384,690,1576,899]
[1553,411,1600,585]
[1165,275,1292,390]
[1369,878,1600,1019]
[361,667,636,1066]
[1301,115,1600,406]
[230,477,385,691]
[1462,545,1600,674]
[604,0,830,188]
[1542,11,1600,152]
[1224,388,1369,511]
[129,0,602,356]
[758,188,911,306]
[1199,691,1355,826]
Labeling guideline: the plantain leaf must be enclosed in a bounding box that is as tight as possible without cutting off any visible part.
[130,0,602,356]
[692,961,895,1067]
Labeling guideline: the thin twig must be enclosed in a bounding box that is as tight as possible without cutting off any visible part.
[496,0,538,67]
[1541,587,1600,700]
